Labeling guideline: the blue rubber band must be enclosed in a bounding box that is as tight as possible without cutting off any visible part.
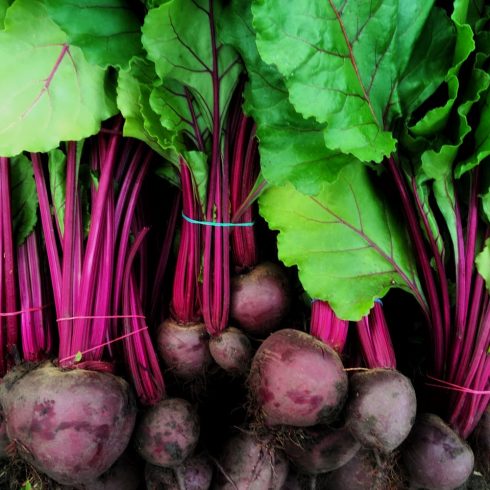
[182,212,255,227]
[374,298,384,306]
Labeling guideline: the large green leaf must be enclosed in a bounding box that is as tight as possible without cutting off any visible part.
[45,0,143,69]
[9,154,38,246]
[259,162,423,320]
[220,0,349,194]
[252,0,445,162]
[142,0,242,141]
[0,0,116,156]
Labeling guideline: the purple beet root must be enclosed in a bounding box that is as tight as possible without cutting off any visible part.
[284,425,361,474]
[145,453,213,490]
[346,368,417,452]
[75,452,143,490]
[214,432,288,490]
[0,415,9,460]
[134,398,200,468]
[0,363,136,485]
[323,449,392,490]
[230,262,290,336]
[209,327,253,374]
[402,413,474,490]
[248,329,347,427]
[157,319,212,378]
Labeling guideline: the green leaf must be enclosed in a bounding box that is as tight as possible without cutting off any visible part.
[48,148,66,235]
[417,64,490,260]
[45,0,143,69]
[182,150,207,207]
[142,0,242,141]
[0,0,12,29]
[252,0,440,162]
[408,8,473,138]
[0,0,116,156]
[475,238,490,292]
[117,57,180,159]
[258,162,423,320]
[9,154,38,246]
[220,0,349,194]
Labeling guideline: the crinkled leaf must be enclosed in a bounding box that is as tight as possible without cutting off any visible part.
[401,9,465,138]
[142,0,242,142]
[0,0,116,156]
[9,154,38,246]
[220,0,349,194]
[117,56,180,160]
[45,0,143,69]
[252,0,444,162]
[475,238,490,292]
[259,162,423,320]
[48,148,66,235]
[418,65,490,259]
[149,79,206,150]
[457,88,490,176]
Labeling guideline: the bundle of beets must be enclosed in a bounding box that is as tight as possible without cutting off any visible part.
[0,0,487,489]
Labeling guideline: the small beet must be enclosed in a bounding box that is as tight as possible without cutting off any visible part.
[248,329,347,427]
[323,449,392,490]
[145,453,213,490]
[346,368,416,452]
[284,425,361,474]
[209,327,253,374]
[214,431,288,490]
[75,451,143,490]
[0,363,136,485]
[230,262,290,336]
[134,398,200,468]
[157,320,212,378]
[402,413,474,490]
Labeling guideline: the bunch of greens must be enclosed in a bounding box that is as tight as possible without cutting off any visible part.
[218,0,489,437]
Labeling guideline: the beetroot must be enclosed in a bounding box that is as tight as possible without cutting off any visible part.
[323,449,393,490]
[145,453,213,490]
[284,425,361,474]
[0,415,9,460]
[0,363,136,485]
[74,452,143,490]
[248,329,347,427]
[134,398,200,468]
[214,431,288,490]
[156,320,212,378]
[345,368,416,452]
[209,327,253,374]
[230,262,290,336]
[402,413,474,490]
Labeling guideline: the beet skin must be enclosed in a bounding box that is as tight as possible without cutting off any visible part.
[248,329,347,427]
[0,363,136,485]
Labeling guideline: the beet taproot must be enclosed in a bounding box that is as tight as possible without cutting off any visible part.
[248,329,347,427]
[0,363,136,485]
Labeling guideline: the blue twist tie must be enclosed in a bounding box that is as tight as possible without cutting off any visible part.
[182,212,255,227]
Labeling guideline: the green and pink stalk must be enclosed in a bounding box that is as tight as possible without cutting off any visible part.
[387,157,489,437]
